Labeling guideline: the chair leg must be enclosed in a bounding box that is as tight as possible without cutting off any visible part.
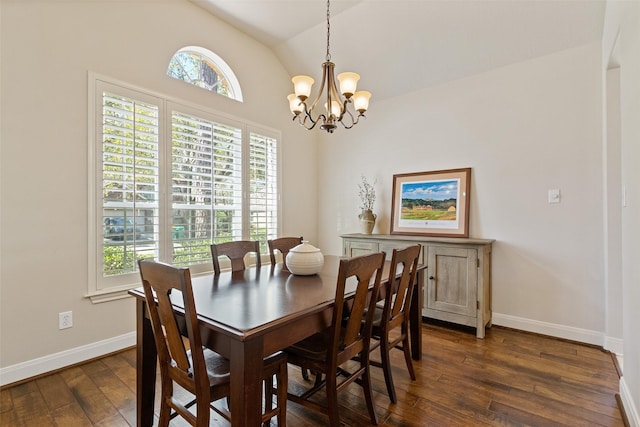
[313,371,324,387]
[195,395,211,427]
[158,378,174,427]
[263,376,273,427]
[402,335,416,380]
[301,367,310,381]
[325,369,340,427]
[360,359,378,425]
[380,338,398,404]
[158,398,172,427]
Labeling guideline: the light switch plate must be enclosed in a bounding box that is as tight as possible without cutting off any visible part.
[548,189,560,204]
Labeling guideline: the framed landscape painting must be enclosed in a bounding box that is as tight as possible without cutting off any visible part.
[390,168,471,237]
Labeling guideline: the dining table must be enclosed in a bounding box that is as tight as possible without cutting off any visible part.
[129,254,425,426]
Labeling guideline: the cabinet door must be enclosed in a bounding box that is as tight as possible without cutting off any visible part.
[426,246,478,317]
[344,241,378,257]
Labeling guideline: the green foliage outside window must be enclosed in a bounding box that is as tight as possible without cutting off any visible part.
[103,245,154,276]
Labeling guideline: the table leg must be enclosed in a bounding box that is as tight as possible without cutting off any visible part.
[136,299,157,427]
[409,269,424,360]
[228,337,264,426]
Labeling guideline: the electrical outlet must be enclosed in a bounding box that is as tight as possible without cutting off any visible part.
[548,189,560,204]
[59,311,73,329]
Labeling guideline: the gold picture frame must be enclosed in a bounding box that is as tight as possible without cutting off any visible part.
[390,168,471,237]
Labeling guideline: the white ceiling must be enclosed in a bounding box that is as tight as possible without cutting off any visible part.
[191,0,605,101]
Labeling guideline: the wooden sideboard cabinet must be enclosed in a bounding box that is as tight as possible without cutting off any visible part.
[341,233,494,338]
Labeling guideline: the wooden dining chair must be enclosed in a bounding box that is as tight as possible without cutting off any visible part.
[138,259,287,427]
[267,236,317,380]
[284,252,386,426]
[369,244,421,403]
[210,240,261,275]
[267,236,303,271]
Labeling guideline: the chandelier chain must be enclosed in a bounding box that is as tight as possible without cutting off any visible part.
[326,0,331,61]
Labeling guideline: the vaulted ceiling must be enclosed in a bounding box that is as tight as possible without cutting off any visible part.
[191,0,605,101]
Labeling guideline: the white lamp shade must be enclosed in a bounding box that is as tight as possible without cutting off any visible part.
[287,94,303,114]
[292,75,314,99]
[337,72,360,97]
[325,100,342,117]
[353,91,371,112]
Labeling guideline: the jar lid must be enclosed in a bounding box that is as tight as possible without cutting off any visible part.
[290,241,321,253]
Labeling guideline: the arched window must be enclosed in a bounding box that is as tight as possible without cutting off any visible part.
[167,46,243,101]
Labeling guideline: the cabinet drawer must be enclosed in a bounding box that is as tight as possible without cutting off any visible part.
[344,241,379,257]
[379,242,425,263]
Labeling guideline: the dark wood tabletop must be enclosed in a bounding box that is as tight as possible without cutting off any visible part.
[129,255,424,426]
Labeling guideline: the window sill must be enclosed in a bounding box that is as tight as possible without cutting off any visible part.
[86,287,136,304]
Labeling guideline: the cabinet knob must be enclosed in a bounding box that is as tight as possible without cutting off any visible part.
[429,276,435,280]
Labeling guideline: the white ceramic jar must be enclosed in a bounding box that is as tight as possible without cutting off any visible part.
[285,241,324,275]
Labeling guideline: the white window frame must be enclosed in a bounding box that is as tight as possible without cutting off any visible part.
[87,73,281,303]
[167,46,243,102]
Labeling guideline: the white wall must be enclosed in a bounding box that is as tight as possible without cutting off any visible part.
[318,43,606,341]
[604,67,623,348]
[317,18,640,420]
[0,0,317,377]
[603,1,640,424]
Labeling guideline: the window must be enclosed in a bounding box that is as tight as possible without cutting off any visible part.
[100,90,160,281]
[89,75,279,302]
[248,132,278,251]
[170,110,243,266]
[167,46,243,101]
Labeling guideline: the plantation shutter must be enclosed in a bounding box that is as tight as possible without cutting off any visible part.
[171,111,243,267]
[101,91,160,279]
[249,132,278,252]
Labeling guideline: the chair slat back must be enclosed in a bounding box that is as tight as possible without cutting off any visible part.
[267,237,303,270]
[211,240,261,274]
[138,260,207,392]
[384,245,421,328]
[332,252,385,363]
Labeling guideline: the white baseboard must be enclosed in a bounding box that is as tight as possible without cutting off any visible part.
[0,332,135,387]
[492,313,604,346]
[620,376,640,427]
[605,335,625,357]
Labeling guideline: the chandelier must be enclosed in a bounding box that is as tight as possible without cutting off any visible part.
[287,0,371,133]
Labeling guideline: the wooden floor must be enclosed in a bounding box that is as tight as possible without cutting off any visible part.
[1,321,625,426]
